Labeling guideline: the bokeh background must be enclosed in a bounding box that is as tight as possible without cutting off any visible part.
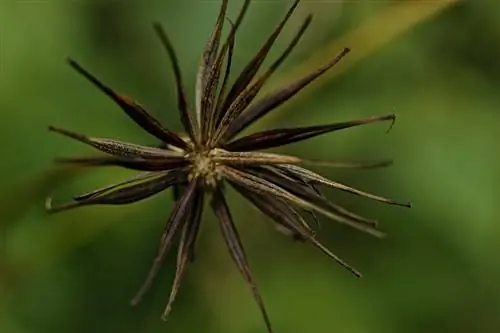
[2,0,500,332]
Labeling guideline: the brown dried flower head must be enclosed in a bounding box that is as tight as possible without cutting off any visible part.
[46,0,410,331]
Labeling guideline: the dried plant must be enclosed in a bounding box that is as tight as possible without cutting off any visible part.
[46,0,410,331]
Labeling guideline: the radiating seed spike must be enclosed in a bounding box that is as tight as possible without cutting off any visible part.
[130,179,199,305]
[310,238,362,277]
[302,158,394,169]
[152,22,198,143]
[196,0,229,140]
[281,164,411,208]
[211,188,274,333]
[220,0,301,113]
[214,2,310,145]
[74,171,156,201]
[50,126,185,159]
[212,0,251,131]
[55,155,188,172]
[67,58,187,149]
[211,150,302,165]
[231,182,362,277]
[221,166,384,237]
[245,165,381,228]
[186,192,205,262]
[225,113,394,151]
[161,221,190,321]
[222,48,350,141]
[212,17,237,130]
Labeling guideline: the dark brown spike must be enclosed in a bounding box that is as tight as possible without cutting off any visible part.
[186,191,205,262]
[161,220,190,321]
[196,0,229,141]
[232,182,361,276]
[223,48,350,140]
[67,58,187,149]
[213,14,313,145]
[220,166,384,237]
[54,155,189,172]
[131,178,200,306]
[212,18,237,129]
[162,190,205,321]
[153,22,198,143]
[204,0,252,143]
[308,237,362,277]
[247,166,379,227]
[269,166,323,230]
[220,0,301,115]
[74,171,180,205]
[232,183,309,241]
[162,190,204,320]
[46,170,182,214]
[211,187,274,333]
[74,171,156,201]
[211,0,251,130]
[225,113,395,151]
[49,126,184,159]
[278,164,411,208]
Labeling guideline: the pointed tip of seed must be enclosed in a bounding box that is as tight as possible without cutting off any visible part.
[152,22,165,36]
[45,196,80,214]
[339,47,351,58]
[361,223,385,238]
[66,57,87,77]
[48,126,88,143]
[311,238,362,277]
[129,296,141,307]
[65,57,118,99]
[378,159,394,168]
[48,125,75,139]
[304,14,314,24]
[291,0,301,10]
[44,196,54,212]
[387,199,412,208]
[161,308,173,322]
[53,157,74,164]
[328,47,350,65]
[66,57,77,67]
[386,113,396,133]
[350,269,362,278]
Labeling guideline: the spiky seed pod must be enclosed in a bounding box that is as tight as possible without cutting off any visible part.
[46,0,410,331]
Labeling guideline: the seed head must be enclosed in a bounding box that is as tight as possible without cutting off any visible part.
[46,0,410,331]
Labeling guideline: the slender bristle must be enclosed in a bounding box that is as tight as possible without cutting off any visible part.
[301,158,394,169]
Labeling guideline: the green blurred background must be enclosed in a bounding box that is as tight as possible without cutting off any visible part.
[2,0,500,332]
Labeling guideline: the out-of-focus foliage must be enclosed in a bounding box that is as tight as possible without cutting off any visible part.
[2,0,499,332]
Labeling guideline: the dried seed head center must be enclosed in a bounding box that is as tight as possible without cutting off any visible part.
[188,149,220,186]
